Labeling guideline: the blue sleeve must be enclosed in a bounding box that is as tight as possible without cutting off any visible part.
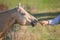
[48,15,60,25]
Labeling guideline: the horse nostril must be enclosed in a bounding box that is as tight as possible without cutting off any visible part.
[34,20,38,23]
[31,20,38,27]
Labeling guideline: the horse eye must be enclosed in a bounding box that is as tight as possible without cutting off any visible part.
[21,13,26,15]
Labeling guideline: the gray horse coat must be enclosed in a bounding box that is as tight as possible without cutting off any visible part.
[0,6,38,40]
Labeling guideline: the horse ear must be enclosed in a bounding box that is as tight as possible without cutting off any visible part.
[17,3,21,12]
[18,3,21,8]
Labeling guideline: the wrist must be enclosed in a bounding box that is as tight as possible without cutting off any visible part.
[48,20,52,25]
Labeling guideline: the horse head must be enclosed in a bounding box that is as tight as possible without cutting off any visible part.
[16,3,38,27]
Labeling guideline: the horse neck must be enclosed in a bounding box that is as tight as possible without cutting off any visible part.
[0,7,17,14]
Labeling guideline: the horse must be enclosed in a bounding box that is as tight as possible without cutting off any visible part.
[0,4,38,40]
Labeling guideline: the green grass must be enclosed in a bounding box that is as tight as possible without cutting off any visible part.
[0,0,60,11]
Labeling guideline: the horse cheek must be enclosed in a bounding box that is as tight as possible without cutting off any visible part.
[18,19,26,26]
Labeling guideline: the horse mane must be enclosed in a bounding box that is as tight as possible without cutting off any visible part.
[0,7,17,14]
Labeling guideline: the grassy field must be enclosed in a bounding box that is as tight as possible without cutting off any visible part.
[0,0,60,12]
[0,0,60,40]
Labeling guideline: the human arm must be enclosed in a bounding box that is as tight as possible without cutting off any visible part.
[40,15,60,26]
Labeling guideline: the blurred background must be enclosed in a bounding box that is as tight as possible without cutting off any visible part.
[0,0,60,40]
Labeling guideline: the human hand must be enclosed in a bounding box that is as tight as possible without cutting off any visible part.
[40,20,48,26]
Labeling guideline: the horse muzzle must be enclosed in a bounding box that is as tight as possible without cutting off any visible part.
[31,20,38,27]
